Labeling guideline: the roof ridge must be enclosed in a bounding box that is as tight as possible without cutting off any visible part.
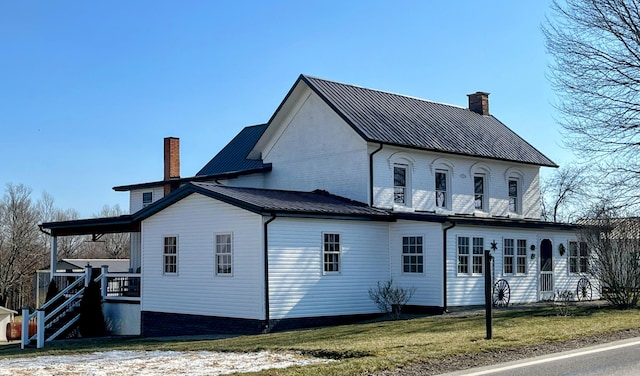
[301,74,468,111]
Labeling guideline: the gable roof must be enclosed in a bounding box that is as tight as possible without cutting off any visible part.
[196,124,271,176]
[285,75,556,167]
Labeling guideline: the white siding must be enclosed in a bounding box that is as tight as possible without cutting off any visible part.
[130,187,165,214]
[372,146,542,219]
[141,193,264,320]
[389,220,444,307]
[268,218,389,319]
[262,90,370,203]
[130,232,141,272]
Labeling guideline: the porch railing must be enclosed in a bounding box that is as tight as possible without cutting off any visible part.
[22,264,141,349]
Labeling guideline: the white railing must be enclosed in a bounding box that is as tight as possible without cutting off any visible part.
[540,271,554,293]
[22,265,141,349]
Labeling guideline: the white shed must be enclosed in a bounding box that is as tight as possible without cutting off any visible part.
[0,306,18,342]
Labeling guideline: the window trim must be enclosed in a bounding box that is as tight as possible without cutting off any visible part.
[215,233,233,276]
[568,241,589,274]
[504,238,528,275]
[457,236,470,275]
[393,164,409,206]
[458,236,484,276]
[322,232,341,275]
[163,235,178,276]
[508,178,521,214]
[435,169,449,209]
[473,173,486,211]
[402,235,424,274]
[472,237,484,275]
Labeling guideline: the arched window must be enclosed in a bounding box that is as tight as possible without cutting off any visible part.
[430,158,454,210]
[505,168,524,214]
[470,163,492,212]
[389,153,415,207]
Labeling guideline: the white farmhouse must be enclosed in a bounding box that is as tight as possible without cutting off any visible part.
[41,75,594,337]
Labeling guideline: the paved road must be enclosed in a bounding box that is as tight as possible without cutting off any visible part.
[441,337,640,376]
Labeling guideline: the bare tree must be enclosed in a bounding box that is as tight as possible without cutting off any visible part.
[541,165,590,222]
[83,204,130,259]
[543,0,640,208]
[580,206,640,308]
[0,184,45,309]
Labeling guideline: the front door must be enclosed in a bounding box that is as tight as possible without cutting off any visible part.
[539,239,553,294]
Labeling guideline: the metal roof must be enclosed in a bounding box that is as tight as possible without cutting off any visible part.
[299,75,557,167]
[196,124,270,176]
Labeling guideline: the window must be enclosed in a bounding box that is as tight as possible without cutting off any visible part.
[142,192,153,207]
[503,239,514,274]
[216,233,233,275]
[474,175,485,210]
[435,170,448,208]
[517,239,527,274]
[323,233,340,273]
[569,241,589,273]
[504,238,527,274]
[394,165,407,205]
[163,236,177,275]
[508,179,519,213]
[472,237,484,274]
[457,237,469,274]
[402,236,423,273]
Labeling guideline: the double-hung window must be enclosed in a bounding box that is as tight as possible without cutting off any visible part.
[216,233,233,275]
[457,237,469,274]
[474,174,485,210]
[394,165,407,205]
[435,170,448,208]
[504,238,527,274]
[402,236,423,273]
[323,233,340,273]
[163,236,177,275]
[508,179,519,213]
[503,239,514,274]
[569,241,589,273]
[516,239,527,273]
[472,237,484,274]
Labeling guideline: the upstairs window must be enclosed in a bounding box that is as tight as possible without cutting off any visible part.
[215,233,233,275]
[143,192,153,207]
[435,170,448,208]
[474,175,485,210]
[569,241,589,274]
[163,236,177,275]
[508,179,519,213]
[402,236,423,273]
[323,233,340,273]
[394,164,408,205]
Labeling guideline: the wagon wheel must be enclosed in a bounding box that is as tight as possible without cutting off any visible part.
[493,279,510,307]
[576,277,592,301]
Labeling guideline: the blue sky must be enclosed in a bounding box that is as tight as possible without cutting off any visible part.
[1,1,567,218]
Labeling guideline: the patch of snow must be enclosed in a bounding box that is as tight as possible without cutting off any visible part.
[0,350,332,375]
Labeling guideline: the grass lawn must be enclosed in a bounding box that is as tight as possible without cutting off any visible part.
[2,305,639,375]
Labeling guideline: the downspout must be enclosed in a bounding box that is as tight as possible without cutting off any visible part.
[263,213,276,333]
[369,143,384,206]
[442,221,456,313]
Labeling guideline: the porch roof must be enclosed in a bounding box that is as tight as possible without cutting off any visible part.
[40,215,140,237]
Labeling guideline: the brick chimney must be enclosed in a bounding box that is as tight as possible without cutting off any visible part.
[164,137,180,195]
[467,92,490,115]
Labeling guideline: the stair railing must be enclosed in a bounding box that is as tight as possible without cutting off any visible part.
[21,266,92,349]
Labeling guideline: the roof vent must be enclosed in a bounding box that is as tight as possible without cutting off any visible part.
[467,92,490,115]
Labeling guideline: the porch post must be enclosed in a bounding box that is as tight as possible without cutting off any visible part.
[36,309,45,349]
[100,265,108,300]
[84,265,92,287]
[20,307,29,349]
[50,236,57,280]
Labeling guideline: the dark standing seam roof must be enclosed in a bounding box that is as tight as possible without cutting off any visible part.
[189,182,391,218]
[196,124,269,176]
[299,75,557,167]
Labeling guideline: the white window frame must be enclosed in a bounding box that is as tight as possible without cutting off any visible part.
[435,169,450,209]
[472,237,484,275]
[142,191,153,208]
[215,233,233,276]
[163,235,178,275]
[322,232,341,274]
[402,235,424,274]
[393,163,410,206]
[569,241,589,274]
[473,174,486,211]
[504,238,527,275]
[457,236,470,275]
